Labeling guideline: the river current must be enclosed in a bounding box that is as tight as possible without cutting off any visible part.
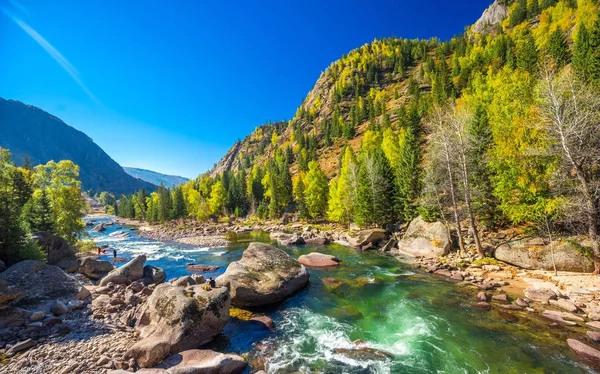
[87,216,590,373]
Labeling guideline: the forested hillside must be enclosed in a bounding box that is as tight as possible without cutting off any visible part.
[117,0,600,270]
[0,98,157,195]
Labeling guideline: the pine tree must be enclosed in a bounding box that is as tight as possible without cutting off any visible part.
[21,190,54,232]
[517,33,539,75]
[588,17,600,85]
[396,127,422,221]
[573,22,591,81]
[294,177,308,219]
[172,186,186,219]
[547,29,571,68]
[528,0,540,17]
[327,147,359,225]
[355,149,396,227]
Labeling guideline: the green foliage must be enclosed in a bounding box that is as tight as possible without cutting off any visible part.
[355,149,396,227]
[396,126,422,222]
[304,161,329,219]
[547,28,571,67]
[516,33,539,75]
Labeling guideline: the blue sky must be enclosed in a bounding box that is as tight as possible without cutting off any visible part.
[0,0,491,178]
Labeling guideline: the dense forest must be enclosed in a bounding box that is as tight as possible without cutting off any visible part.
[0,148,86,265]
[116,0,600,270]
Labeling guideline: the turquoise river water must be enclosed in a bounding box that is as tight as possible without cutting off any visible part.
[87,217,593,374]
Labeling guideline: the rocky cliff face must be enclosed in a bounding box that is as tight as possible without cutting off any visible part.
[472,0,508,34]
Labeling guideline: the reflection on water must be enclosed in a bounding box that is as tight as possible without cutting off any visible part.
[86,216,588,373]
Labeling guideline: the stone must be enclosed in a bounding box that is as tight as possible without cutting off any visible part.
[76,286,91,300]
[450,272,463,281]
[322,277,343,290]
[524,287,557,303]
[380,238,398,252]
[0,260,5,272]
[50,301,68,316]
[474,302,491,310]
[549,299,580,313]
[186,264,220,273]
[589,312,600,321]
[67,299,84,310]
[587,321,600,330]
[492,294,509,303]
[515,298,529,307]
[304,237,330,245]
[434,269,452,277]
[334,347,394,361]
[143,265,166,285]
[249,316,275,331]
[347,229,390,249]
[542,310,577,326]
[276,234,305,246]
[0,306,30,328]
[29,310,45,322]
[156,349,247,374]
[567,338,600,371]
[78,257,115,280]
[126,283,230,367]
[396,217,451,257]
[476,292,488,302]
[587,331,600,342]
[100,255,146,286]
[56,258,79,273]
[6,338,36,357]
[31,231,77,266]
[92,223,106,232]
[171,276,197,287]
[0,261,82,308]
[298,252,341,268]
[494,238,595,273]
[216,242,309,307]
[0,279,23,305]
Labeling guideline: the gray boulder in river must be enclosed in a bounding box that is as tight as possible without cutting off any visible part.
[396,216,451,257]
[78,257,114,280]
[126,283,230,368]
[216,242,309,307]
[99,254,146,286]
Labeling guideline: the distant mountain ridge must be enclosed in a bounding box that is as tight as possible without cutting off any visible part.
[0,98,157,195]
[123,167,188,188]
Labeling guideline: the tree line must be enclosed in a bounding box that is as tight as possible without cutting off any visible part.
[0,148,85,265]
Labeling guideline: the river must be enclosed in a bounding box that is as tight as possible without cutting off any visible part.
[87,216,590,373]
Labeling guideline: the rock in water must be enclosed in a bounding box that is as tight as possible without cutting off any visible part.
[567,338,600,371]
[524,287,557,303]
[143,265,166,285]
[126,283,230,367]
[347,229,390,249]
[92,223,106,232]
[298,252,341,268]
[156,349,247,374]
[396,216,450,257]
[99,255,146,286]
[0,260,81,308]
[216,242,309,307]
[276,234,306,246]
[78,257,114,280]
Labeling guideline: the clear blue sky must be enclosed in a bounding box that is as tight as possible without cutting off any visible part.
[0,0,491,178]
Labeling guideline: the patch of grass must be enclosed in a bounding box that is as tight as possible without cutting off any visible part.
[565,239,594,258]
[472,257,502,266]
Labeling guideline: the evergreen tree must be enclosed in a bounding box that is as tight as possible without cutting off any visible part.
[517,33,539,75]
[21,190,54,232]
[327,147,359,225]
[547,29,571,68]
[294,177,308,219]
[172,186,186,219]
[573,22,591,81]
[396,126,422,221]
[528,0,540,17]
[355,149,396,227]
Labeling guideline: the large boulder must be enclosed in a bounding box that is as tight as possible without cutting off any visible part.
[396,217,451,257]
[92,223,106,232]
[0,260,81,308]
[126,283,230,368]
[78,257,115,280]
[298,252,341,268]
[0,279,23,305]
[156,349,247,374]
[216,242,309,307]
[143,265,166,285]
[276,233,305,246]
[31,232,76,268]
[347,229,390,249]
[99,255,146,286]
[494,238,595,273]
[524,286,557,303]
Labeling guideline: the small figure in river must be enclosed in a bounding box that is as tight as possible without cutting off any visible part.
[113,249,117,259]
[208,278,216,288]
[97,247,102,256]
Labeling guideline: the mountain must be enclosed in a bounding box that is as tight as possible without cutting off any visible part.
[0,98,157,195]
[123,167,189,188]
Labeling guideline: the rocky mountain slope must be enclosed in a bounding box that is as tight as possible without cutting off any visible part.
[0,98,156,195]
[123,167,188,188]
